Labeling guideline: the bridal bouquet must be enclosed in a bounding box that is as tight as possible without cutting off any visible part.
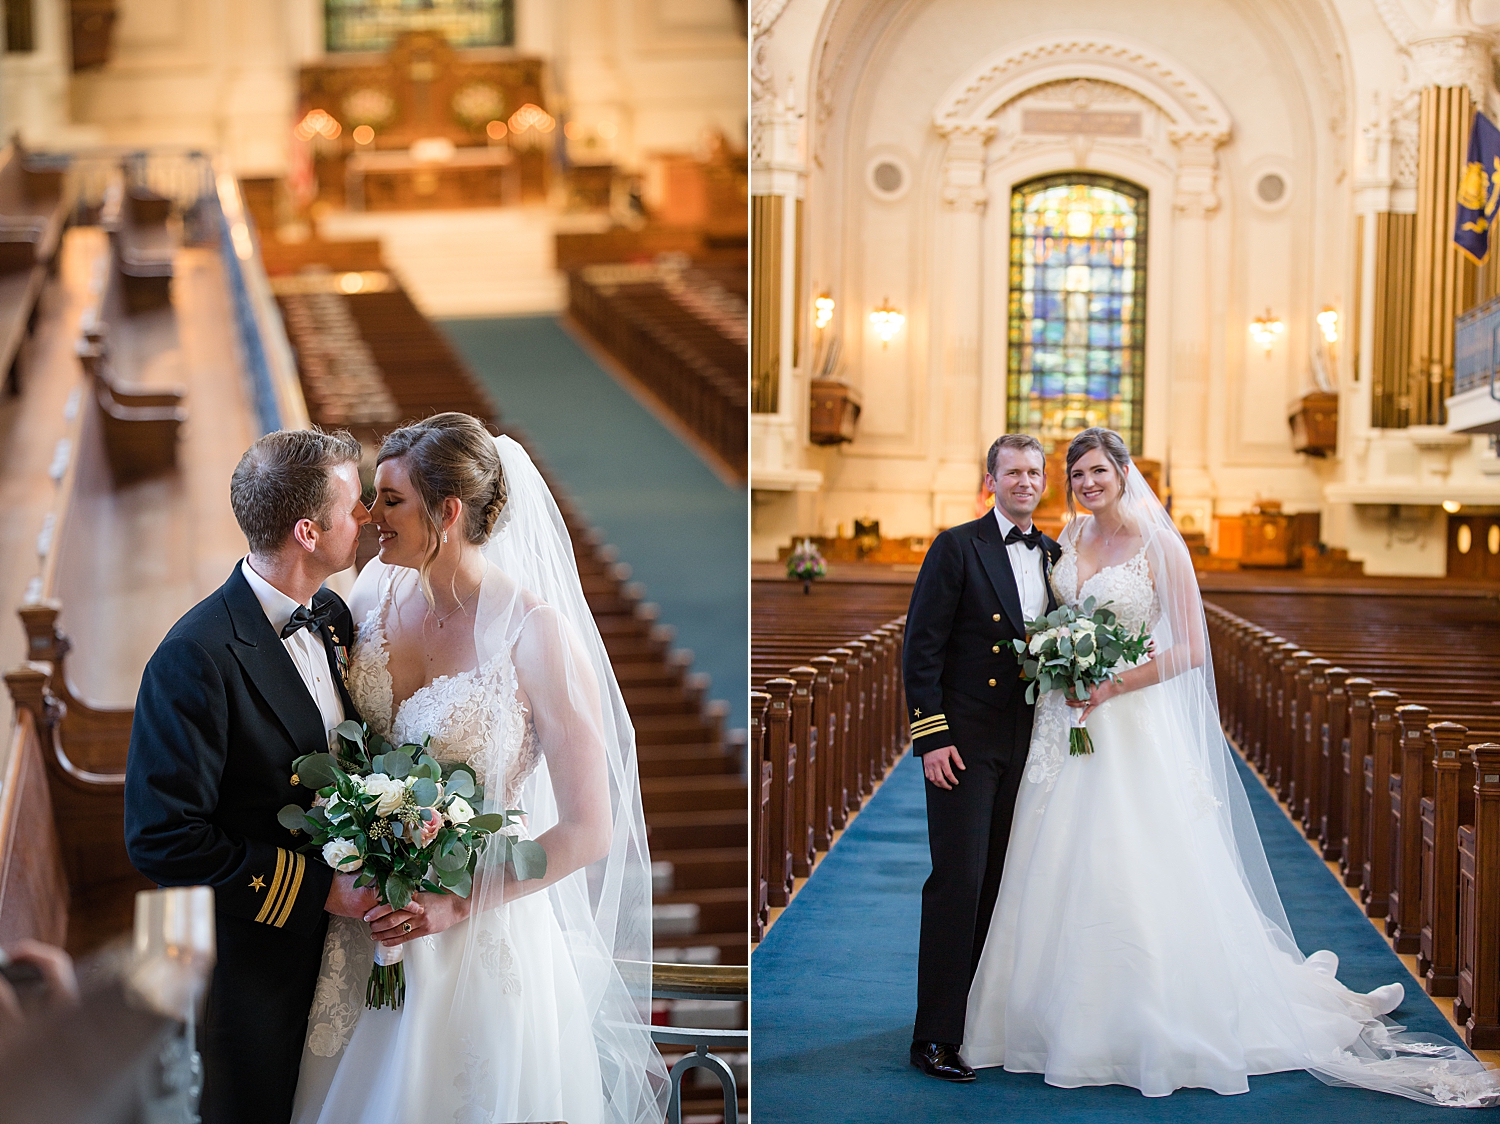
[1014,597,1152,756]
[278,720,547,1009]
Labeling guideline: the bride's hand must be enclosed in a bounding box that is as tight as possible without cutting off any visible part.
[1078,678,1123,720]
[367,892,472,947]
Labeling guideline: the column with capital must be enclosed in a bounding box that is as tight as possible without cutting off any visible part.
[1167,133,1224,530]
[934,122,996,502]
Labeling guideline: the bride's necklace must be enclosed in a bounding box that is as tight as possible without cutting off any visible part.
[1095,515,1128,551]
[433,580,480,628]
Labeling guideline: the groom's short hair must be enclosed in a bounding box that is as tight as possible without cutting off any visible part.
[986,433,1045,478]
[230,428,362,554]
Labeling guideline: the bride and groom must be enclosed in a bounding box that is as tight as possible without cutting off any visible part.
[124,414,666,1124]
[904,428,1496,1107]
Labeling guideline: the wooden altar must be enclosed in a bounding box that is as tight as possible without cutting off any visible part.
[298,31,550,210]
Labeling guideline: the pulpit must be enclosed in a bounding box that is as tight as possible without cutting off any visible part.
[1289,391,1339,456]
[809,379,861,445]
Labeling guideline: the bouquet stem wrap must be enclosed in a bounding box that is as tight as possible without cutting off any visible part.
[1069,708,1094,757]
[368,941,406,1009]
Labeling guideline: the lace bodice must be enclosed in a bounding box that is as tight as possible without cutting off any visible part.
[345,569,540,807]
[1049,541,1159,633]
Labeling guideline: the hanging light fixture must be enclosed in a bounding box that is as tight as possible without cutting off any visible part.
[1249,308,1284,355]
[869,298,905,347]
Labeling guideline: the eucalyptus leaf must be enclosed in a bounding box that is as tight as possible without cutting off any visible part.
[409,778,439,807]
[511,840,547,881]
[294,754,338,789]
[435,846,469,872]
[446,768,476,800]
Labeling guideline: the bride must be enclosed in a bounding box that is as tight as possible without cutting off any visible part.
[291,413,667,1124]
[963,426,1498,1107]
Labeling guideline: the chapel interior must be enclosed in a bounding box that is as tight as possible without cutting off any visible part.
[0,0,748,1116]
[749,0,1500,1081]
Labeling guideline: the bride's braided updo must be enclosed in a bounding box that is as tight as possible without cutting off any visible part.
[376,412,507,605]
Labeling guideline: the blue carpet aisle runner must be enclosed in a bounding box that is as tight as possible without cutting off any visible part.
[751,751,1471,1123]
[438,316,747,730]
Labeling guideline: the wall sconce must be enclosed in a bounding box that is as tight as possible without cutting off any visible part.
[1316,308,1339,345]
[1249,308,1284,355]
[870,298,905,347]
[814,294,835,331]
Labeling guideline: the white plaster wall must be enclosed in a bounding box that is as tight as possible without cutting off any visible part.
[763,0,1350,547]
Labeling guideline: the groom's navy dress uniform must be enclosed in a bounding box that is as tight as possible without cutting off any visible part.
[125,563,357,1124]
[904,509,1060,1047]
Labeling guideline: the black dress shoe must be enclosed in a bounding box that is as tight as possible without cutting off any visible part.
[910,1040,976,1082]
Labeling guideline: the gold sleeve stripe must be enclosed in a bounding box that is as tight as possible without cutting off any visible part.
[254,849,288,924]
[272,852,306,929]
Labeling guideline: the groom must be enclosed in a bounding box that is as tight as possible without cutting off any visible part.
[125,429,378,1124]
[903,433,1060,1082]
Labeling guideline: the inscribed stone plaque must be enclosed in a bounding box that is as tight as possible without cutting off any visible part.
[1021,110,1142,137]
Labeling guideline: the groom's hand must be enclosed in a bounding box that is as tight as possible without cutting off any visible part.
[923,746,965,790]
[325,873,379,919]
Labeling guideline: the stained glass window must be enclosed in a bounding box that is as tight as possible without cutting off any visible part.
[326,0,514,53]
[1008,174,1147,454]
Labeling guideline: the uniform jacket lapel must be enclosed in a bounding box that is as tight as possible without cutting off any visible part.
[972,515,1027,637]
[222,566,331,758]
[312,589,358,722]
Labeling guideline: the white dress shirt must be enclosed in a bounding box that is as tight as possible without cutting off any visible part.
[992,508,1048,622]
[240,558,345,738]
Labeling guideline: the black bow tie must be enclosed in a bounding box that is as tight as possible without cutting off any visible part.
[1004,525,1044,551]
[281,603,330,640]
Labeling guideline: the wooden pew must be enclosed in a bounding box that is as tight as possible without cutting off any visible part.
[568,265,747,477]
[108,185,176,313]
[1204,595,1500,1050]
[75,311,185,482]
[0,139,70,395]
[751,577,914,940]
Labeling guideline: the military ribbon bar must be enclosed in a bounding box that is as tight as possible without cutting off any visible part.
[1455,110,1500,264]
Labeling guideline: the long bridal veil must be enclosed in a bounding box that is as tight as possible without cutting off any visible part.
[456,434,668,1123]
[1116,464,1498,1107]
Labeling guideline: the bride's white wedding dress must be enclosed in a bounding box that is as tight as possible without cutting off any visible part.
[963,499,1498,1107]
[291,565,603,1124]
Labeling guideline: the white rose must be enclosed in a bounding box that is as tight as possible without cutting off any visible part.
[445,796,476,825]
[363,773,406,816]
[322,839,362,872]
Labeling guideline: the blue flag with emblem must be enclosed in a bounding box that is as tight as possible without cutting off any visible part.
[1455,110,1500,263]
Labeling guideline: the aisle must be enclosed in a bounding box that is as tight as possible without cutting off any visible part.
[439,315,747,729]
[751,751,1466,1123]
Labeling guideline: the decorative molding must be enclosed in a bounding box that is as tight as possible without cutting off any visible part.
[1372,0,1419,47]
[932,31,1232,147]
[936,121,996,212]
